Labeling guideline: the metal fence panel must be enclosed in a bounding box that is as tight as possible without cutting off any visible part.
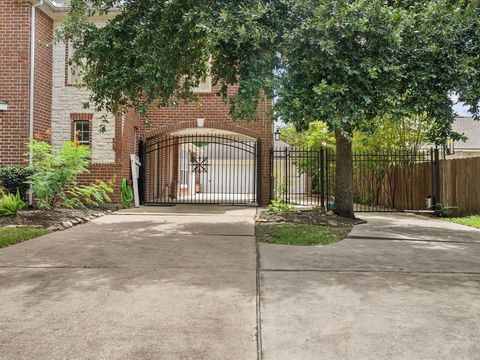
[142,134,258,205]
[271,147,439,212]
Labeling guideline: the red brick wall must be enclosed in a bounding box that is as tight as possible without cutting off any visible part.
[77,163,122,204]
[33,8,53,137]
[79,109,142,205]
[0,0,31,165]
[138,86,273,205]
[116,108,142,179]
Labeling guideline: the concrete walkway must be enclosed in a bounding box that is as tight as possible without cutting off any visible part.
[259,212,480,360]
[1,209,480,359]
[0,206,258,360]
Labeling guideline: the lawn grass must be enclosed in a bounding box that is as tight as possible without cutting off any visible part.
[444,215,480,229]
[0,227,49,249]
[256,223,350,246]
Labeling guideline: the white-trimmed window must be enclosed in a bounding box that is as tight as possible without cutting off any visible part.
[74,121,90,145]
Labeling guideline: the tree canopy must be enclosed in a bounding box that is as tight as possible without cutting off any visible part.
[65,0,479,130]
[64,0,480,217]
[280,115,433,154]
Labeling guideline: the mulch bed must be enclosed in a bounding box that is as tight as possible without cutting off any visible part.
[0,208,107,229]
[256,209,365,227]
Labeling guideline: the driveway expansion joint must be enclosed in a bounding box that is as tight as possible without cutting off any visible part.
[255,242,263,360]
[260,269,480,275]
[347,235,480,244]
[0,265,256,271]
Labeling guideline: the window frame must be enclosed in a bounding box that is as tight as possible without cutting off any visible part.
[70,113,93,147]
[73,121,90,146]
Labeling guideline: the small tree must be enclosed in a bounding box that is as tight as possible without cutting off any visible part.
[276,0,406,218]
[28,139,113,210]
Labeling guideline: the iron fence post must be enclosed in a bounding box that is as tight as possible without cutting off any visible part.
[269,147,273,204]
[433,147,441,213]
[138,140,146,204]
[256,140,262,206]
[320,147,325,210]
[284,147,289,203]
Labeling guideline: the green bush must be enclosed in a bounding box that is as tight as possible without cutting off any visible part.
[0,166,34,200]
[65,181,113,210]
[0,189,27,216]
[27,139,113,210]
[437,203,456,217]
[267,198,296,215]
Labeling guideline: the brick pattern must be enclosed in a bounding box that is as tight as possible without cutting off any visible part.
[33,8,52,137]
[0,0,31,165]
[139,86,273,205]
[77,163,122,203]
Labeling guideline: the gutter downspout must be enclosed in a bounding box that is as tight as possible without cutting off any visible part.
[28,0,44,205]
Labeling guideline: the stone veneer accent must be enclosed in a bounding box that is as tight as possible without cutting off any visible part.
[51,22,116,164]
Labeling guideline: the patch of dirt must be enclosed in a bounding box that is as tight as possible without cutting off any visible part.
[256,209,364,227]
[0,208,105,228]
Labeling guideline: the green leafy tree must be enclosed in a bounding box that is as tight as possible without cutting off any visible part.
[28,140,113,210]
[277,0,479,217]
[64,0,479,218]
[280,121,335,149]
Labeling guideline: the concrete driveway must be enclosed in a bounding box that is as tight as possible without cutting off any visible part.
[0,206,258,360]
[259,213,480,360]
[1,209,479,360]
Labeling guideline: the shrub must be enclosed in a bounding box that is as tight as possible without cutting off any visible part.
[0,189,27,216]
[267,198,296,215]
[65,181,113,210]
[27,139,113,209]
[121,178,134,208]
[0,166,34,200]
[437,203,456,217]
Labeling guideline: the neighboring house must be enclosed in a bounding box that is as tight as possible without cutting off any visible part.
[447,117,480,158]
[0,0,273,205]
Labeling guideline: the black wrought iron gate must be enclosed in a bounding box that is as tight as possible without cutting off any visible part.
[140,134,259,205]
[270,147,441,212]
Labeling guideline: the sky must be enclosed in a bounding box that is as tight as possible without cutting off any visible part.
[452,94,474,117]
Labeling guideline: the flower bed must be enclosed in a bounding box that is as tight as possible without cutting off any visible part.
[0,208,111,231]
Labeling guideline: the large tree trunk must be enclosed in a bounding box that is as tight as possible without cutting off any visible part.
[335,129,355,219]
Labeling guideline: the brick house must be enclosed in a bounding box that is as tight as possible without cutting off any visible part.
[0,0,273,206]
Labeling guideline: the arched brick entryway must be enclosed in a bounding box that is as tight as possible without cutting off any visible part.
[139,122,271,206]
[140,120,262,141]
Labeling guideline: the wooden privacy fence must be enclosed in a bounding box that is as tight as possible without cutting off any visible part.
[353,154,480,215]
[350,149,437,212]
[440,157,480,215]
[352,159,434,211]
[271,148,438,212]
